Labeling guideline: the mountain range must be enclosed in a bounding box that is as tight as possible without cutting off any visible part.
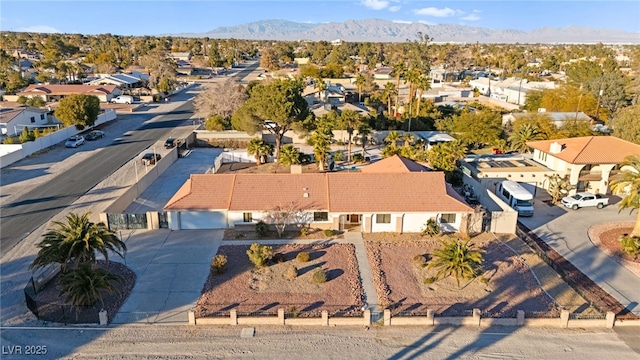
[174,19,640,44]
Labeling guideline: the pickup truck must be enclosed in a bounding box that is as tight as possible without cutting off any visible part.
[561,192,609,210]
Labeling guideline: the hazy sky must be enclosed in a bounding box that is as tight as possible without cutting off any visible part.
[1,0,639,36]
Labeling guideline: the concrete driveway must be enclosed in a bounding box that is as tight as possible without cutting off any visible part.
[518,198,639,315]
[112,229,223,324]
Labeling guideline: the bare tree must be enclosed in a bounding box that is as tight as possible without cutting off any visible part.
[193,78,247,121]
[264,202,304,238]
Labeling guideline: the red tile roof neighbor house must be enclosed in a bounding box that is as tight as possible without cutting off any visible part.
[527,136,640,164]
[164,172,471,213]
[359,155,431,173]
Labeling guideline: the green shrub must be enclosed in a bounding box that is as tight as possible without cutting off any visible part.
[288,306,300,318]
[352,153,365,163]
[296,252,310,263]
[479,277,490,284]
[256,220,269,237]
[323,229,334,237]
[333,150,344,161]
[246,243,273,268]
[422,218,441,237]
[412,254,427,268]
[620,235,640,259]
[312,269,327,284]
[3,137,15,144]
[284,265,298,280]
[423,276,436,284]
[211,254,228,275]
[300,227,309,236]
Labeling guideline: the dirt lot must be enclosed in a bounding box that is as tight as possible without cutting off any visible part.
[365,233,560,317]
[196,243,364,317]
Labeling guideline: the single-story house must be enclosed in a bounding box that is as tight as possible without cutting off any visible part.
[17,84,120,103]
[86,73,147,89]
[167,52,192,61]
[360,155,431,173]
[373,67,394,80]
[163,171,473,233]
[502,112,592,128]
[527,136,640,195]
[413,131,457,149]
[0,106,53,136]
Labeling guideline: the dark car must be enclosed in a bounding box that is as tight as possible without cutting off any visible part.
[85,130,105,141]
[164,137,176,148]
[141,153,161,165]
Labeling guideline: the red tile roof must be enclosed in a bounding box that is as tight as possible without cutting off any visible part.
[527,136,640,164]
[360,155,430,173]
[164,172,471,213]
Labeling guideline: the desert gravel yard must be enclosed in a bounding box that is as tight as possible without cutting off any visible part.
[365,233,560,317]
[196,243,365,318]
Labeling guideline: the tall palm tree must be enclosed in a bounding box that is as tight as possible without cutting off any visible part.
[30,213,127,273]
[610,155,640,238]
[354,74,366,103]
[393,62,407,117]
[313,77,327,103]
[247,138,274,165]
[278,144,301,165]
[427,141,467,172]
[384,131,401,147]
[58,263,122,307]
[383,82,397,117]
[308,125,333,171]
[428,236,484,289]
[508,124,543,154]
[403,133,415,148]
[339,110,362,163]
[357,124,372,157]
[415,76,431,116]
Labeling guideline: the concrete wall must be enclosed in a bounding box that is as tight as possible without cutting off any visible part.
[462,174,518,234]
[0,145,24,168]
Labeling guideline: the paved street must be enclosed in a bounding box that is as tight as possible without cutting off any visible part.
[518,198,639,315]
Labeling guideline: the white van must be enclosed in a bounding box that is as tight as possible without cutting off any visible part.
[110,95,133,104]
[496,180,534,217]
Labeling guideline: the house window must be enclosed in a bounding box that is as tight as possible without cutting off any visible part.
[243,212,253,223]
[376,214,391,224]
[440,214,457,224]
[40,114,45,120]
[313,212,328,221]
[30,116,35,123]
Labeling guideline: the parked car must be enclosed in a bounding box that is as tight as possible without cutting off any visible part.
[85,130,105,141]
[164,137,176,148]
[561,192,609,210]
[65,135,85,148]
[141,153,161,165]
[111,95,133,104]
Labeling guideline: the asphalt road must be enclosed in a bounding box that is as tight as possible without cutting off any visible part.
[0,59,261,253]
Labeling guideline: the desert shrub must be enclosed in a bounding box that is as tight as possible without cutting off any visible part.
[300,228,309,236]
[423,276,436,284]
[333,150,345,161]
[3,137,15,144]
[352,153,365,163]
[296,251,310,263]
[311,268,327,284]
[272,253,286,263]
[479,277,490,284]
[235,232,246,239]
[620,235,640,259]
[255,220,269,237]
[422,218,441,237]
[211,254,228,275]
[19,127,35,143]
[288,306,300,318]
[284,265,298,280]
[17,95,28,104]
[323,229,334,237]
[246,243,273,268]
[412,254,427,268]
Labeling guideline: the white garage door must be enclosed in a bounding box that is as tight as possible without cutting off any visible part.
[179,211,226,229]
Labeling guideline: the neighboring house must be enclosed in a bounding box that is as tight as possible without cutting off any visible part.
[470,77,557,105]
[12,50,40,60]
[0,106,52,136]
[527,136,640,195]
[502,111,593,128]
[310,102,369,119]
[373,67,394,80]
[413,131,457,149]
[168,52,192,61]
[86,73,147,90]
[16,84,120,103]
[360,155,431,173]
[164,171,472,233]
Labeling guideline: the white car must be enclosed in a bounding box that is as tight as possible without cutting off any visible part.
[65,135,85,148]
[561,192,609,210]
[110,95,133,104]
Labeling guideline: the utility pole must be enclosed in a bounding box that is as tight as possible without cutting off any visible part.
[595,84,604,120]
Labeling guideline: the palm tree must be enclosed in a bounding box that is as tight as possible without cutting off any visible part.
[393,62,407,116]
[428,236,484,289]
[247,138,274,165]
[610,155,640,238]
[278,144,301,165]
[427,141,467,172]
[403,133,415,148]
[355,74,366,103]
[414,76,431,116]
[508,124,543,153]
[58,263,122,307]
[313,77,327,103]
[339,110,362,163]
[383,82,397,117]
[384,131,401,147]
[308,125,333,171]
[357,124,372,157]
[30,213,127,273]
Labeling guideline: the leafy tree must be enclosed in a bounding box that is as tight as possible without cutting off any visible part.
[204,115,230,131]
[30,212,127,273]
[509,113,558,140]
[448,109,503,148]
[19,126,35,143]
[428,236,484,289]
[610,104,640,144]
[539,85,597,114]
[54,94,100,130]
[545,174,574,204]
[246,243,274,268]
[264,202,303,238]
[260,46,279,71]
[232,79,310,160]
[557,120,595,138]
[58,263,121,307]
[610,155,640,238]
[247,138,274,165]
[278,144,301,165]
[509,124,543,153]
[427,141,467,172]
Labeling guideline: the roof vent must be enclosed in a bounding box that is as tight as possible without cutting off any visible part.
[303,192,309,198]
[549,142,563,154]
